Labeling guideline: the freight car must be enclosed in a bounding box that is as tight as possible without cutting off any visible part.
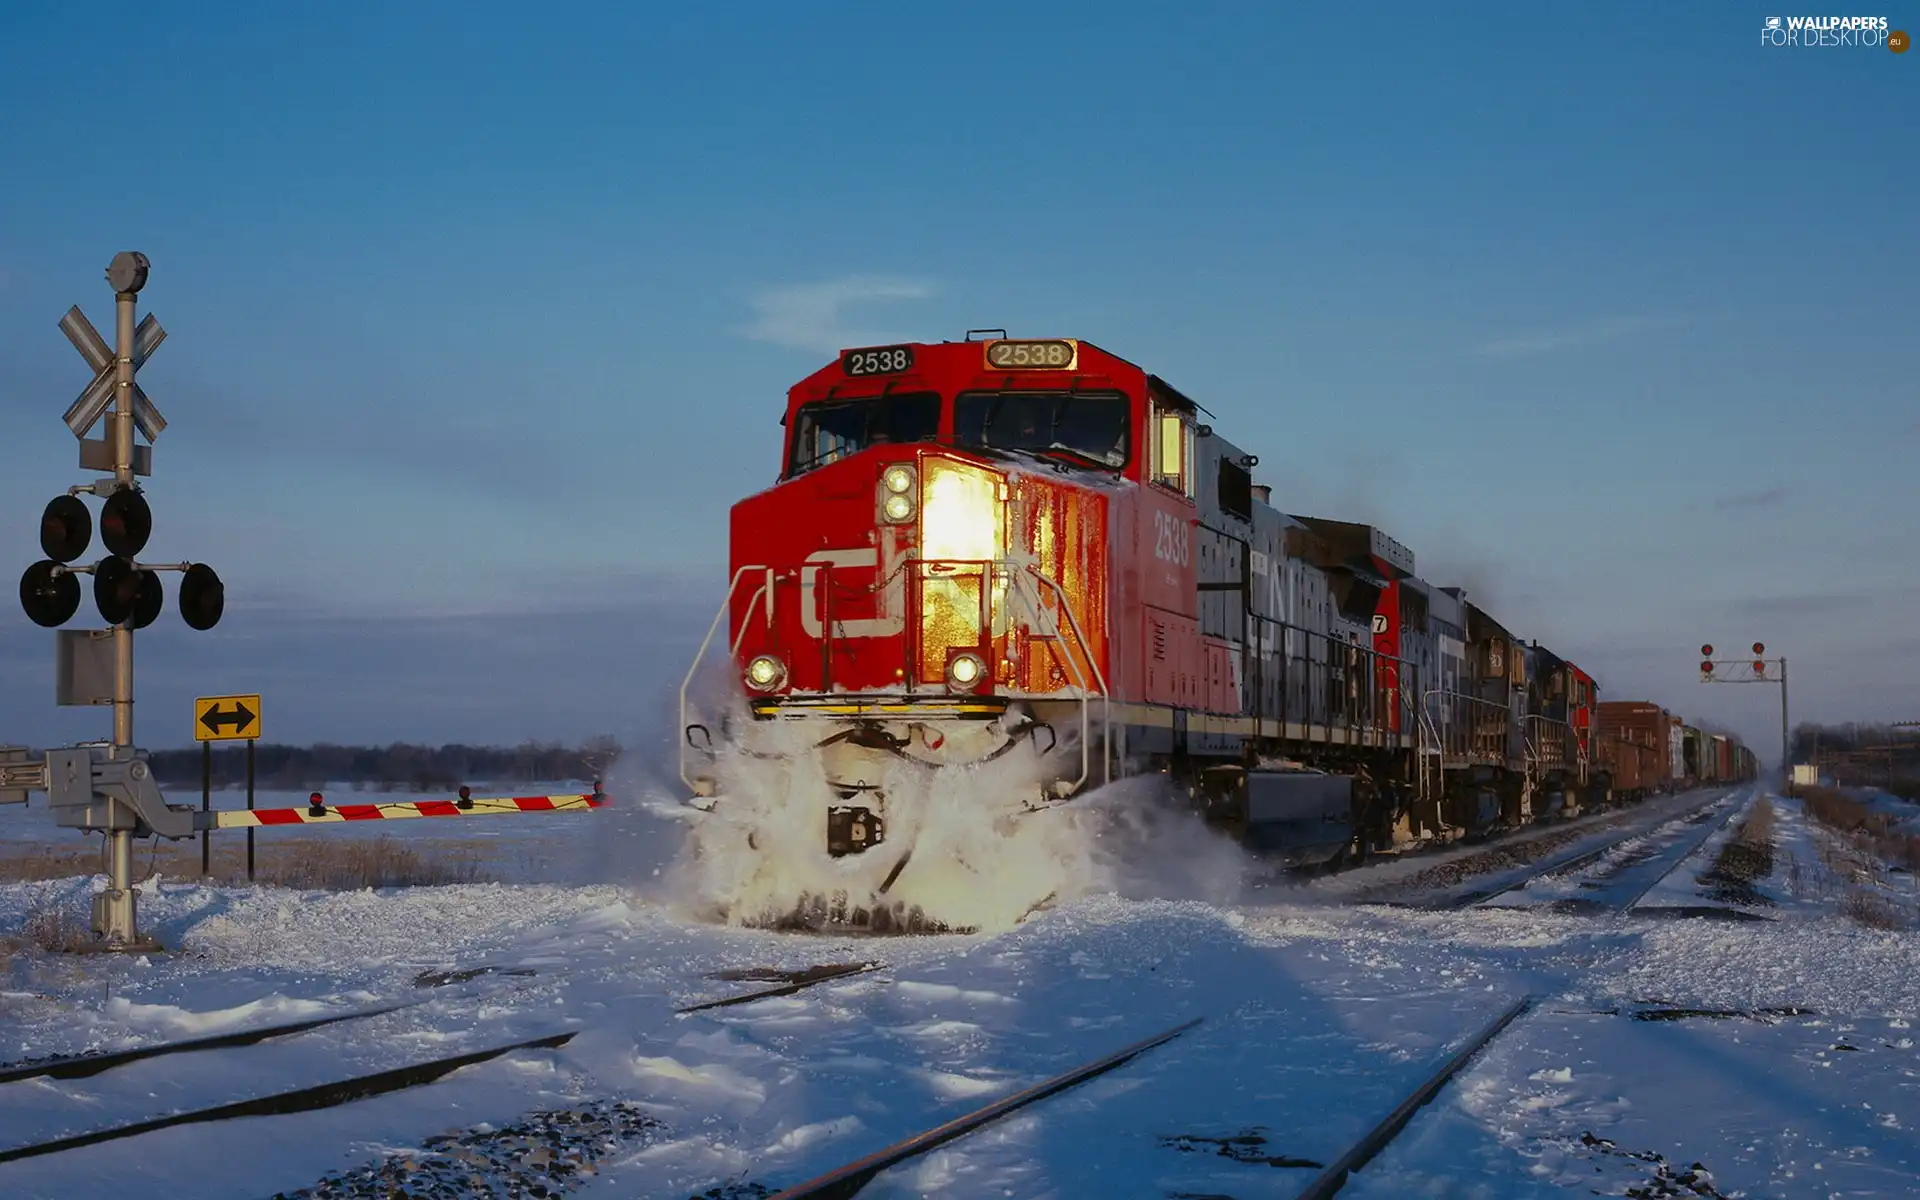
[676,333,1715,925]
[1595,701,1676,802]
[1682,724,1707,786]
[1594,705,1760,800]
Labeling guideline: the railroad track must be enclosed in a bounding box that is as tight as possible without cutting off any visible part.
[1425,828,1650,909]
[1443,788,1754,915]
[0,1029,580,1165]
[1301,784,1738,911]
[0,998,427,1086]
[1612,794,1753,914]
[0,954,886,1168]
[1292,994,1535,1198]
[718,993,1536,1199]
[762,1016,1206,1200]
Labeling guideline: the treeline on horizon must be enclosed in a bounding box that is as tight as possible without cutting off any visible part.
[1791,720,1920,800]
[138,737,628,792]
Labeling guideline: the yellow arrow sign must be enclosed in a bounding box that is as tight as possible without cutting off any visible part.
[194,694,261,742]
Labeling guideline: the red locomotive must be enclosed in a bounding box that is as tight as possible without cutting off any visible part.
[677,333,1755,924]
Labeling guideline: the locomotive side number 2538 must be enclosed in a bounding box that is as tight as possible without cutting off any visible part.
[1153,511,1190,566]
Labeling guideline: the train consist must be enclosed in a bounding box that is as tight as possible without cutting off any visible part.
[678,334,1756,917]
[1594,701,1757,802]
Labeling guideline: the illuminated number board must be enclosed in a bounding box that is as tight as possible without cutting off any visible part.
[842,344,915,377]
[985,339,1078,370]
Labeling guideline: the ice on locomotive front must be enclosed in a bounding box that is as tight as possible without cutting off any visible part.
[679,368,1112,860]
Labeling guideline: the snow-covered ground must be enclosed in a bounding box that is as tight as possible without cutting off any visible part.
[1862,789,1920,836]
[1,781,1915,1199]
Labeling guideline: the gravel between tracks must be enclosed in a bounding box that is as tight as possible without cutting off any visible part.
[1340,821,1637,904]
[268,1101,667,1199]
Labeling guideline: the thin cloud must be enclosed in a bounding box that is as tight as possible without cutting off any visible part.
[740,276,936,355]
[1472,314,1682,359]
[1712,485,1791,510]
[1734,592,1869,617]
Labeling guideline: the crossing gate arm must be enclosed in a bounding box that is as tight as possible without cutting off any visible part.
[208,790,607,829]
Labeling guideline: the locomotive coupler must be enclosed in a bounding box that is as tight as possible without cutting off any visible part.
[827,803,884,856]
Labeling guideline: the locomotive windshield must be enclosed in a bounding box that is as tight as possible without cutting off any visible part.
[953,390,1129,469]
[786,392,941,476]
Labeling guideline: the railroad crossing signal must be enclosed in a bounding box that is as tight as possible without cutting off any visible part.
[59,284,168,471]
[19,254,226,637]
[6,251,605,951]
[8,252,237,947]
[195,694,261,742]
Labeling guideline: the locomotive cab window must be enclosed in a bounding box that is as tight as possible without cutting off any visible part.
[952,390,1129,469]
[1152,409,1195,497]
[786,392,941,477]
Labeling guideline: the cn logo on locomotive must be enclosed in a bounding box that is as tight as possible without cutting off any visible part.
[798,547,905,639]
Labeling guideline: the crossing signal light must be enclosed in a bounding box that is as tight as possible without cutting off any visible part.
[40,496,91,563]
[1753,660,1766,675]
[93,555,148,626]
[1751,642,1765,656]
[99,487,151,558]
[20,561,81,627]
[130,570,163,629]
[1700,644,1714,658]
[1699,659,1713,676]
[179,562,224,631]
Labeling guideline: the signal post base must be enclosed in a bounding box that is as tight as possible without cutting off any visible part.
[88,824,171,950]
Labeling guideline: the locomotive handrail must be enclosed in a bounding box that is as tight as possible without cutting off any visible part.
[678,565,773,798]
[1521,713,1587,809]
[1421,689,1514,764]
[1418,690,1446,754]
[1021,564,1111,794]
[1242,611,1420,751]
[1417,689,1445,804]
[1522,715,1577,770]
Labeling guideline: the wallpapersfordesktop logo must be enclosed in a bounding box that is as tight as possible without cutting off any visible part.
[1760,15,1907,50]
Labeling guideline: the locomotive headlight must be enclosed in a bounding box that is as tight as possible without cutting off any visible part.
[877,463,918,524]
[745,654,786,691]
[946,652,986,690]
[921,464,1001,562]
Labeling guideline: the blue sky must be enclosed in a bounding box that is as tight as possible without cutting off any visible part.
[1,3,1913,757]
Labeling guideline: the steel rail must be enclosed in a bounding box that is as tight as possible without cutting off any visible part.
[1435,837,1631,909]
[1615,788,1751,912]
[1432,787,1730,910]
[765,1015,1203,1200]
[0,1030,576,1165]
[1291,994,1535,1199]
[0,999,425,1086]
[677,962,886,1014]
